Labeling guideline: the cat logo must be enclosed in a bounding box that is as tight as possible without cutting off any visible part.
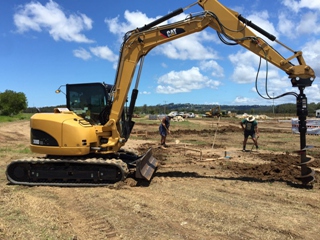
[160,28,185,38]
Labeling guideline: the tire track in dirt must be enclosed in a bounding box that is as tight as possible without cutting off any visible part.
[52,188,119,240]
[152,176,195,183]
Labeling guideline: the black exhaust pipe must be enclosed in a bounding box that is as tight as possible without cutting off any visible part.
[138,8,184,32]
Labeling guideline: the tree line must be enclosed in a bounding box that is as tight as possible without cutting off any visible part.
[2,89,320,117]
[133,102,320,117]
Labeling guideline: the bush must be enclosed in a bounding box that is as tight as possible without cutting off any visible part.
[0,90,27,116]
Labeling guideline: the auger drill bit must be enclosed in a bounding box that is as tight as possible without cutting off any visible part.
[294,148,315,185]
[295,88,315,185]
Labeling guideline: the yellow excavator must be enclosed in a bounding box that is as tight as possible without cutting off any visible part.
[204,106,222,118]
[6,0,316,186]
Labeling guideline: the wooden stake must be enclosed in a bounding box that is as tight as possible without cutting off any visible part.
[212,116,221,148]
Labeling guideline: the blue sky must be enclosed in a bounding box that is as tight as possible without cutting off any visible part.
[1,0,320,108]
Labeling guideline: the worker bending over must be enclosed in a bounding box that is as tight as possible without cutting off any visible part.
[159,115,172,149]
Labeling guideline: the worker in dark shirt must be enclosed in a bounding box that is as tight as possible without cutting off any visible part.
[240,115,259,152]
[159,115,172,149]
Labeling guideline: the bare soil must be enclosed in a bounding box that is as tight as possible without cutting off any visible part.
[0,118,319,240]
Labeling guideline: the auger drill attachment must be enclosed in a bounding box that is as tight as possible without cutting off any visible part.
[294,146,315,185]
[294,87,315,185]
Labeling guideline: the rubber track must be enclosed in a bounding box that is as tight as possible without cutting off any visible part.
[6,157,129,187]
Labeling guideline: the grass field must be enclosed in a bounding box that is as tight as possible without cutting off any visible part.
[0,113,33,122]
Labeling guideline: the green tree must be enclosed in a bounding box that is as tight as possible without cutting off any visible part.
[0,90,28,115]
[142,104,148,114]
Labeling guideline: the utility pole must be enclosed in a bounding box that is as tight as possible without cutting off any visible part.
[272,92,275,116]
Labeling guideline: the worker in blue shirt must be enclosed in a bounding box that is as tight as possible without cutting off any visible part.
[159,115,172,148]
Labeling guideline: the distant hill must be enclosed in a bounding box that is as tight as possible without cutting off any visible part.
[25,102,320,117]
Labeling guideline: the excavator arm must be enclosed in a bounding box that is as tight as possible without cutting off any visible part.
[104,0,315,184]
[105,0,315,136]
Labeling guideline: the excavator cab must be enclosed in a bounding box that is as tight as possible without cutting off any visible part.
[66,82,113,125]
[65,82,136,141]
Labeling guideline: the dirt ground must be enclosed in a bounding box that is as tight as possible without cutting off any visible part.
[0,118,320,240]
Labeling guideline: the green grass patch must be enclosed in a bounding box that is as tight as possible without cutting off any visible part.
[170,120,204,130]
[180,139,209,145]
[134,117,208,131]
[4,209,28,222]
[0,145,31,155]
[17,146,32,154]
[0,113,33,122]
[0,147,10,152]
[133,118,159,125]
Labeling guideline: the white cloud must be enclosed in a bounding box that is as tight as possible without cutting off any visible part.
[231,64,257,84]
[89,46,118,62]
[298,12,320,34]
[277,13,295,38]
[228,48,301,102]
[73,45,118,62]
[161,62,168,68]
[199,60,224,78]
[73,48,92,60]
[140,91,151,95]
[277,5,320,38]
[203,101,220,105]
[282,0,320,12]
[105,10,218,61]
[302,39,320,76]
[105,10,161,39]
[264,75,292,93]
[305,84,320,103]
[245,11,279,44]
[233,95,280,105]
[14,0,94,43]
[156,67,221,94]
[300,39,320,103]
[233,96,255,104]
[155,33,219,60]
[229,51,260,84]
